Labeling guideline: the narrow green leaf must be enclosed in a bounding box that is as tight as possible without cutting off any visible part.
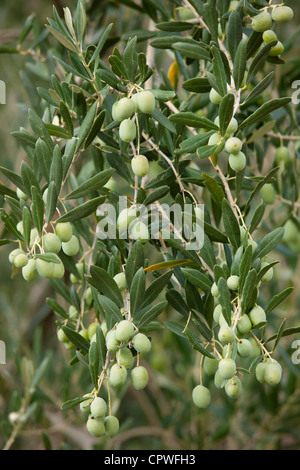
[265,287,293,314]
[66,168,114,199]
[57,196,106,223]
[130,267,146,317]
[87,266,123,308]
[219,93,234,136]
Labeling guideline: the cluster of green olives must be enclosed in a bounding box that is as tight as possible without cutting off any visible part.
[9,220,80,282]
[207,113,246,172]
[192,228,281,409]
[117,208,150,243]
[112,90,156,179]
[80,395,119,438]
[251,6,294,58]
[105,319,150,391]
[74,318,152,437]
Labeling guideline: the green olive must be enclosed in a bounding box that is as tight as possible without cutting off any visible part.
[119,119,137,142]
[252,12,273,33]
[104,415,119,437]
[271,6,294,24]
[90,397,107,418]
[131,366,148,390]
[192,385,211,408]
[62,235,80,257]
[115,320,135,343]
[86,417,105,437]
[135,91,156,114]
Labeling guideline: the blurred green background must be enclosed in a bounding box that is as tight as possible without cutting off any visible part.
[0,0,300,450]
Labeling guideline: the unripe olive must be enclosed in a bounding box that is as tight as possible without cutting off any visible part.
[237,314,252,335]
[214,370,224,389]
[116,97,135,121]
[118,347,134,370]
[213,304,222,323]
[86,417,105,437]
[218,325,235,345]
[30,228,39,247]
[9,248,25,264]
[271,6,294,24]
[229,151,246,172]
[69,305,79,318]
[209,88,222,105]
[283,220,298,243]
[14,253,28,268]
[135,91,156,115]
[88,322,97,340]
[65,341,75,350]
[256,362,266,383]
[195,207,204,221]
[252,12,273,33]
[79,394,93,414]
[57,328,68,343]
[90,397,107,418]
[17,221,23,234]
[211,282,219,297]
[119,119,136,142]
[62,235,80,257]
[218,312,229,327]
[85,287,93,307]
[36,258,54,279]
[275,146,290,166]
[22,259,38,282]
[43,233,61,254]
[131,366,148,390]
[55,222,73,243]
[192,385,211,408]
[261,261,274,282]
[249,338,261,358]
[225,118,238,137]
[117,207,137,232]
[104,415,119,437]
[115,320,135,343]
[16,188,28,200]
[218,358,236,380]
[101,321,108,337]
[225,375,242,399]
[229,0,239,12]
[112,101,122,122]
[248,239,258,253]
[129,221,150,243]
[113,272,127,291]
[227,275,239,290]
[208,132,222,146]
[104,178,118,191]
[178,6,195,20]
[106,330,120,352]
[42,188,48,205]
[70,262,85,283]
[262,29,277,43]
[52,260,65,280]
[109,364,127,387]
[131,94,141,113]
[132,333,151,354]
[131,155,149,177]
[237,339,253,358]
[225,137,242,154]
[249,305,266,327]
[269,41,284,57]
[79,329,89,341]
[203,357,218,376]
[264,362,282,385]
